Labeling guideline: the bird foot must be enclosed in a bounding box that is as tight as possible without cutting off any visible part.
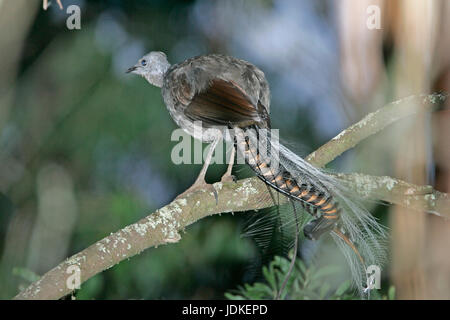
[176,179,218,204]
[220,174,236,183]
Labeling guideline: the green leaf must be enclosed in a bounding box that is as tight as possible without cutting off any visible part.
[388,286,396,300]
[225,255,362,301]
[12,267,40,283]
[262,265,276,290]
[311,265,339,281]
[224,292,245,300]
[298,260,308,274]
[335,280,351,296]
[319,283,331,299]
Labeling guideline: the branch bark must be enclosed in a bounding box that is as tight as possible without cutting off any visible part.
[13,94,449,300]
[305,93,447,167]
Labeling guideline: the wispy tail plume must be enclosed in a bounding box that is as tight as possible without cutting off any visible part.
[234,126,388,296]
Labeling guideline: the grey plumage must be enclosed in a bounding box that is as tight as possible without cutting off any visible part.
[128,52,270,141]
[162,54,271,141]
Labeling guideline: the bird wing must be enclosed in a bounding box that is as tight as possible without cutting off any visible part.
[184,78,270,128]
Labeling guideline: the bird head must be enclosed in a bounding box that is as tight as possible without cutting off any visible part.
[127,51,170,88]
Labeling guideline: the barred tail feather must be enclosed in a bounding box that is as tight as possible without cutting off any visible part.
[235,126,388,296]
[278,141,388,295]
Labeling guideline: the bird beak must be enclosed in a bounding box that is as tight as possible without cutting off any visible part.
[126,66,137,74]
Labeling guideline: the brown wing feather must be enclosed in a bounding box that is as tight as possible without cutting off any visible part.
[184,79,268,128]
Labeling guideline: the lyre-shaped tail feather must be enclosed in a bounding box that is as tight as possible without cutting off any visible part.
[332,228,364,265]
[234,126,388,295]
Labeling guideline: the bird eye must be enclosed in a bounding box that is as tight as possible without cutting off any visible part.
[141,59,147,66]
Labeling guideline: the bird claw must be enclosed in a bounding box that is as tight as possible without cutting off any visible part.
[220,174,236,183]
[176,180,218,205]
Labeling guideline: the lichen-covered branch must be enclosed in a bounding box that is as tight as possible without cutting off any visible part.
[13,94,449,299]
[336,173,449,218]
[306,93,447,167]
[13,179,274,300]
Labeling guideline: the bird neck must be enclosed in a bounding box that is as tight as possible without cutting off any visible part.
[144,63,171,88]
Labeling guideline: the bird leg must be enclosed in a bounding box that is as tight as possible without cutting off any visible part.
[176,137,220,201]
[221,146,236,183]
[43,0,63,10]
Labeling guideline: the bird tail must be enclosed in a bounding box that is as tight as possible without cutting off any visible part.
[233,125,387,295]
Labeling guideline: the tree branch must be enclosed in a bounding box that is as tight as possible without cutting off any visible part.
[336,173,449,218]
[305,93,447,167]
[13,94,448,299]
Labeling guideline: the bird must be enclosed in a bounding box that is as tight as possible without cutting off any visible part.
[127,51,387,295]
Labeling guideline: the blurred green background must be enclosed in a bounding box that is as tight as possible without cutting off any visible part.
[1,0,449,299]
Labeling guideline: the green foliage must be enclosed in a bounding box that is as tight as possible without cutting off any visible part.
[225,255,356,300]
[225,253,397,300]
[12,267,40,284]
[387,285,396,300]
